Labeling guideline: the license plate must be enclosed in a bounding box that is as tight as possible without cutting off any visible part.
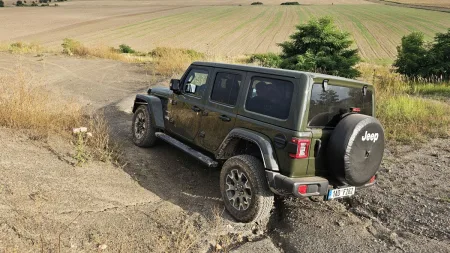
[327,187,355,200]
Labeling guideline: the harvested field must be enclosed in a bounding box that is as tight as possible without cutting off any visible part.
[1,1,449,62]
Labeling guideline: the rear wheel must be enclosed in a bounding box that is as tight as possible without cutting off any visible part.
[220,155,274,223]
[132,105,157,147]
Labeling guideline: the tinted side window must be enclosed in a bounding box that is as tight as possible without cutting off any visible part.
[183,68,209,97]
[210,72,242,106]
[245,77,294,119]
[308,84,373,127]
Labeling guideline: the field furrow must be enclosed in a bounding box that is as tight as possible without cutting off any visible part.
[2,1,449,62]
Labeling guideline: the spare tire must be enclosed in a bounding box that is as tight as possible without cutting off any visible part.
[327,114,385,186]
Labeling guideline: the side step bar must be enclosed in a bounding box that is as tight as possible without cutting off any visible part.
[155,132,218,168]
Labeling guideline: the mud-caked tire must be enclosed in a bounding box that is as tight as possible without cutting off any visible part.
[132,105,157,147]
[220,155,274,223]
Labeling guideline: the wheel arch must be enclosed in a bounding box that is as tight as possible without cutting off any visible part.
[216,128,279,171]
[132,94,165,130]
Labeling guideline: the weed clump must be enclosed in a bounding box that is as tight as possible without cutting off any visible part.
[149,47,205,76]
[251,2,263,5]
[61,38,134,62]
[118,44,135,54]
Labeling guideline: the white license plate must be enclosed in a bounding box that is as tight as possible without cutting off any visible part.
[327,187,355,200]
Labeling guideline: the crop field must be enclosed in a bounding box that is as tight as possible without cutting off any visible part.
[387,0,450,9]
[1,0,449,62]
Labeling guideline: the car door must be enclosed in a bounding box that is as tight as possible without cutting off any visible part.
[168,67,211,142]
[199,69,246,151]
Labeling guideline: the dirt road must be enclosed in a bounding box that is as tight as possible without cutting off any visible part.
[0,53,449,252]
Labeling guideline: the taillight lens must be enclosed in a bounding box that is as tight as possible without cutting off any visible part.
[289,138,310,159]
[369,175,376,183]
[298,185,308,194]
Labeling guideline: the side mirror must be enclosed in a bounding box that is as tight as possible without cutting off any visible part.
[170,79,181,94]
[322,79,329,92]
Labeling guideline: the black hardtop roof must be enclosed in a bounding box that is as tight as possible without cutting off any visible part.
[192,61,371,86]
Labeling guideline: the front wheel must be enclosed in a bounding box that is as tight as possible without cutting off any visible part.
[220,155,274,223]
[132,105,157,147]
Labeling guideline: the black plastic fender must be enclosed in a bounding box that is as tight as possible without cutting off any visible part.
[132,94,165,130]
[216,128,279,171]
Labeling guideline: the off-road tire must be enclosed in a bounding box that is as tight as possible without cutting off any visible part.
[132,105,157,147]
[220,155,274,223]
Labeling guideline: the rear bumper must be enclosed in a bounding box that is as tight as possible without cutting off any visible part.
[266,171,376,198]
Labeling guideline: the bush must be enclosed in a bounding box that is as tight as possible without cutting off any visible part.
[118,44,135,54]
[16,1,24,6]
[281,2,300,5]
[31,1,37,5]
[251,2,263,5]
[0,1,5,7]
[279,17,361,78]
[248,53,282,68]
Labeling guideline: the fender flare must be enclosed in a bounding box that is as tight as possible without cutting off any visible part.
[132,94,165,130]
[216,128,279,171]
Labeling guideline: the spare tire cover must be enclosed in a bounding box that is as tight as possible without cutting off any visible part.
[327,114,385,186]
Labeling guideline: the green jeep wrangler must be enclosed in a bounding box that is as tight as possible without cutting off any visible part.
[131,62,385,223]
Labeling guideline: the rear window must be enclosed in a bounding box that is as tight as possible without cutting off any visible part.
[245,77,294,119]
[308,83,373,128]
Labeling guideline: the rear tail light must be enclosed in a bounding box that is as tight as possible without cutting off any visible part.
[289,138,310,159]
[298,185,308,194]
[369,175,376,183]
[351,107,361,113]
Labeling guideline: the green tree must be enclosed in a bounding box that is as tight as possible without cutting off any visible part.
[278,17,361,78]
[393,32,429,77]
[428,29,450,79]
[0,1,4,7]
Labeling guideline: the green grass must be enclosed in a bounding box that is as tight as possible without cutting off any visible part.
[377,95,450,143]
[410,84,450,98]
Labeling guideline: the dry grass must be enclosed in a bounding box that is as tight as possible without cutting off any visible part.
[0,42,49,55]
[0,69,82,137]
[149,47,247,77]
[359,64,450,143]
[61,38,148,63]
[0,67,117,164]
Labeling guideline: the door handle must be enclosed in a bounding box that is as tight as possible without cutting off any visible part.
[192,105,202,112]
[219,115,231,122]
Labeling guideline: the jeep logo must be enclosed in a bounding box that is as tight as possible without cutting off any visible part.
[362,131,379,142]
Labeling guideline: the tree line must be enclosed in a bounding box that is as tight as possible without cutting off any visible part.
[251,16,450,81]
